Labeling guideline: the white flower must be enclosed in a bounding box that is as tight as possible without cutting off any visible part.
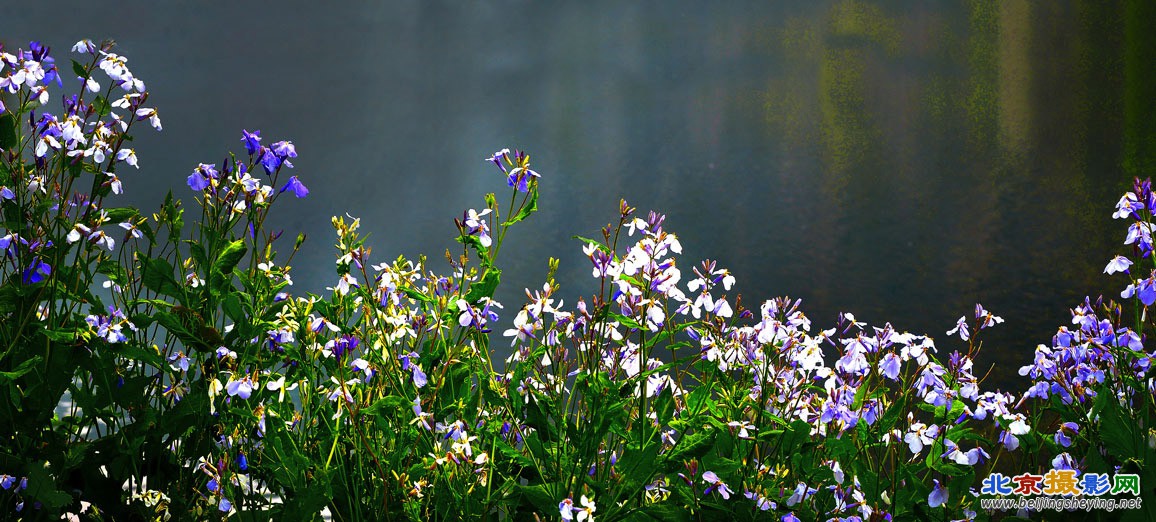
[727,420,755,439]
[1004,414,1031,435]
[559,498,574,521]
[72,40,96,54]
[111,93,139,109]
[82,76,99,93]
[66,225,86,244]
[35,134,60,158]
[106,173,123,194]
[575,495,596,522]
[135,107,162,131]
[117,148,138,168]
[904,416,940,455]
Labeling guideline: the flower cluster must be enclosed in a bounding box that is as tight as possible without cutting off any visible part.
[186,130,308,213]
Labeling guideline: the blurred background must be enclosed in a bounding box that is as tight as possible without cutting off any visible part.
[5,1,1155,389]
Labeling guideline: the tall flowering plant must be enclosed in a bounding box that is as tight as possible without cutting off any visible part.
[1005,179,1156,516]
[0,38,168,518]
[0,39,313,519]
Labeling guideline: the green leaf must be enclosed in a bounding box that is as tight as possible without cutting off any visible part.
[1098,396,1141,460]
[824,433,857,459]
[502,184,539,226]
[0,356,42,382]
[401,285,433,303]
[0,285,17,314]
[96,259,128,286]
[572,235,612,254]
[222,293,245,323]
[162,191,184,243]
[464,268,501,302]
[494,439,535,468]
[117,343,164,367]
[878,396,906,432]
[699,455,741,477]
[213,239,248,277]
[851,377,871,409]
[42,329,78,343]
[653,387,675,426]
[103,206,139,223]
[517,484,560,515]
[686,385,714,416]
[139,256,186,304]
[661,429,716,471]
[455,232,486,257]
[24,462,73,511]
[947,470,976,506]
[925,441,970,477]
[0,113,17,150]
[617,441,661,493]
[363,395,415,419]
[609,311,642,330]
[71,59,88,78]
[626,502,691,522]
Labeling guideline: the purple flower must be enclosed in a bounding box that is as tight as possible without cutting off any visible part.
[327,335,359,360]
[168,352,190,372]
[187,171,210,191]
[236,453,248,472]
[975,303,1004,329]
[273,176,305,198]
[878,352,902,380]
[744,490,774,511]
[23,258,51,284]
[928,479,948,508]
[1140,277,1156,306]
[943,439,990,466]
[187,163,218,192]
[861,399,882,425]
[135,107,162,131]
[1052,452,1078,471]
[226,375,254,399]
[351,358,375,383]
[786,482,816,506]
[259,148,282,174]
[498,149,540,193]
[1054,422,1079,447]
[241,129,261,155]
[271,140,296,160]
[399,352,427,388]
[905,419,941,454]
[456,297,502,333]
[487,148,510,172]
[702,471,733,499]
[461,208,492,248]
[218,497,232,512]
[946,316,970,341]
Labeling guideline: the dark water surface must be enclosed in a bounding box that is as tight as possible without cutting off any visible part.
[6,2,1156,389]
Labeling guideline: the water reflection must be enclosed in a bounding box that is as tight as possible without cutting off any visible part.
[5,1,1153,388]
